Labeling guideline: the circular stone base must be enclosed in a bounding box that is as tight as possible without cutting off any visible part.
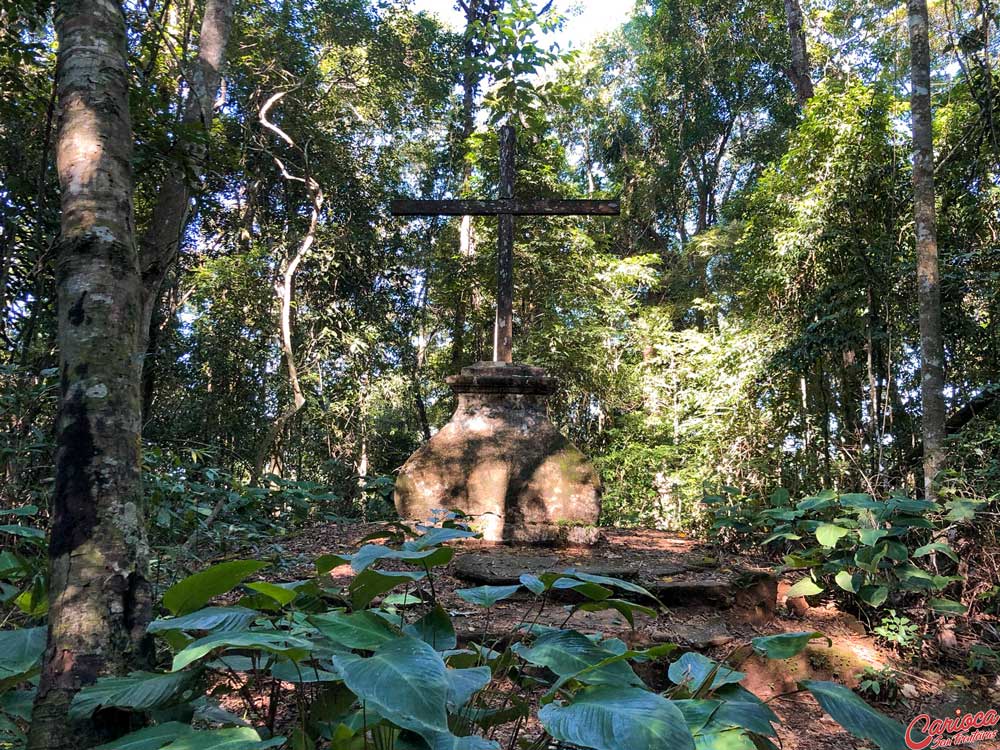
[394,362,602,543]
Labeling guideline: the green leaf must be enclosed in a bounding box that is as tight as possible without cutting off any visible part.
[539,685,694,750]
[70,671,199,719]
[785,577,823,598]
[426,734,498,750]
[927,598,968,615]
[445,666,491,710]
[331,637,449,741]
[801,680,907,750]
[162,561,269,616]
[244,582,297,607]
[148,607,258,635]
[94,725,285,750]
[404,604,457,650]
[513,629,641,687]
[519,574,545,595]
[455,585,521,607]
[751,632,830,660]
[858,585,888,607]
[409,527,479,549]
[92,722,193,750]
[858,529,889,546]
[171,630,314,671]
[0,525,45,541]
[576,598,657,628]
[2,505,38,517]
[349,544,454,573]
[543,575,612,601]
[268,662,341,683]
[835,571,862,593]
[913,543,958,563]
[0,626,46,688]
[815,524,850,548]
[569,571,657,601]
[310,610,402,651]
[667,652,745,692]
[348,569,425,609]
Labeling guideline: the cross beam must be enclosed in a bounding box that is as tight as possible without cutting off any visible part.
[392,125,620,364]
[389,199,620,216]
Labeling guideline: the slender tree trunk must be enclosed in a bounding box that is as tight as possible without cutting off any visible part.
[250,92,323,484]
[28,1,151,747]
[137,0,235,413]
[784,0,815,104]
[908,0,947,500]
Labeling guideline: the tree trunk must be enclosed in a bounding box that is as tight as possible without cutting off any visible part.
[137,0,235,412]
[250,92,323,484]
[28,1,151,747]
[784,0,814,105]
[908,0,947,500]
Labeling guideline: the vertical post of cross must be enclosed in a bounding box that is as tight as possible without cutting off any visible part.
[494,125,516,363]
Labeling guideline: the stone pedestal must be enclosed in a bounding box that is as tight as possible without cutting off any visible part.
[394,362,602,543]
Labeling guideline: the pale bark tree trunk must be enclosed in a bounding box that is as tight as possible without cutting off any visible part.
[784,0,815,105]
[29,1,151,747]
[908,0,947,500]
[138,0,235,413]
[250,92,323,484]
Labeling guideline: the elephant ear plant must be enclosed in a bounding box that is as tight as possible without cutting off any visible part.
[2,515,917,749]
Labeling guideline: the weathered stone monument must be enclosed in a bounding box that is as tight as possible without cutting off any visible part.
[391,126,617,543]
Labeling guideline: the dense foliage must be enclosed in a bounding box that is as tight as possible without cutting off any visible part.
[0,517,917,750]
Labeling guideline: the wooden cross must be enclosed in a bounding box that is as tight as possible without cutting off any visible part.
[391,125,620,364]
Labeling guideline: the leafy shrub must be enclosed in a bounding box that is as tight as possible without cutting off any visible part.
[855,667,900,704]
[1,515,914,750]
[710,488,979,617]
[872,611,921,654]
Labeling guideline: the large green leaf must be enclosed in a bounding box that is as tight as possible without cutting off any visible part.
[171,631,314,671]
[834,571,861,594]
[310,610,402,651]
[426,733,498,750]
[147,607,259,635]
[569,571,657,601]
[407,527,479,550]
[815,524,850,548]
[576,599,657,628]
[348,569,425,609]
[913,543,958,563]
[404,604,457,650]
[539,685,694,750]
[785,577,823,598]
[162,561,269,616]
[750,632,830,660]
[927,598,968,615]
[455,585,521,607]
[331,637,450,740]
[0,525,45,541]
[801,680,907,750]
[667,652,744,693]
[70,671,199,719]
[244,582,297,607]
[94,724,285,750]
[0,626,46,688]
[349,544,454,573]
[514,629,641,687]
[445,666,491,710]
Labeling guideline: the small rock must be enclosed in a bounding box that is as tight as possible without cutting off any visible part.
[651,615,733,650]
[901,683,920,700]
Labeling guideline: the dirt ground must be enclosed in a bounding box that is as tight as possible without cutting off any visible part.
[246,521,1000,750]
